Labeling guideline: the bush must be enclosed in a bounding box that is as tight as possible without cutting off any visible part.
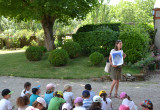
[62,41,81,58]
[73,28,118,56]
[38,46,47,53]
[89,52,104,65]
[25,46,43,61]
[119,24,150,63]
[48,49,69,66]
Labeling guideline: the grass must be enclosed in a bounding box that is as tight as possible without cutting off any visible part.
[0,51,142,79]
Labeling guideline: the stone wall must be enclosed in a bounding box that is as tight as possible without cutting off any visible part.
[155,19,160,49]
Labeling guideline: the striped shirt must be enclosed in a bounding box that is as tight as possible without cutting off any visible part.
[83,99,92,110]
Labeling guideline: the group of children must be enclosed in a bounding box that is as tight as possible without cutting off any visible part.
[0,82,153,110]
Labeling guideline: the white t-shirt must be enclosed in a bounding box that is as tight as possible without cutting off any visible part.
[73,106,86,110]
[18,105,28,110]
[110,49,123,55]
[0,99,12,110]
[101,98,112,110]
[63,92,74,107]
[122,98,138,110]
[21,89,30,97]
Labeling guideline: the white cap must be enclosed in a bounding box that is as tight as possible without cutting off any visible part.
[62,103,72,110]
[36,97,47,108]
[46,83,56,90]
[93,95,101,103]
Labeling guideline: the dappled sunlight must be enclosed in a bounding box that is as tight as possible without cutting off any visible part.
[0,50,25,54]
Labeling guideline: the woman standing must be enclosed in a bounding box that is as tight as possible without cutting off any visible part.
[108,40,126,98]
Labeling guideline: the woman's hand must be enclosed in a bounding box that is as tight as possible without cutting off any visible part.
[112,65,117,68]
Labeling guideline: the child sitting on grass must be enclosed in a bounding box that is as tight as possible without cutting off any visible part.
[139,99,153,110]
[63,84,74,107]
[99,90,112,110]
[120,92,137,110]
[73,97,86,110]
[21,82,31,97]
[0,89,14,110]
[44,83,56,106]
[82,90,92,110]
[89,95,101,110]
[29,85,41,106]
[16,96,30,110]
[48,91,66,110]
[85,84,95,100]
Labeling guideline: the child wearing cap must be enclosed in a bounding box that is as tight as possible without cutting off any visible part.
[74,97,86,110]
[21,82,31,97]
[85,84,95,100]
[99,90,112,110]
[82,90,92,110]
[89,95,101,110]
[16,96,30,110]
[120,92,137,110]
[62,103,72,110]
[140,99,153,110]
[119,105,130,110]
[44,83,56,106]
[29,85,41,106]
[48,91,66,110]
[63,84,74,107]
[0,89,14,110]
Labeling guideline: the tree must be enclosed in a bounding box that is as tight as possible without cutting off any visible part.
[0,0,98,50]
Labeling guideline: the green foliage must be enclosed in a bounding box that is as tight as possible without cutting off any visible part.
[48,49,69,66]
[73,28,118,56]
[62,41,81,58]
[25,46,43,61]
[38,46,47,53]
[119,24,150,63]
[89,52,104,65]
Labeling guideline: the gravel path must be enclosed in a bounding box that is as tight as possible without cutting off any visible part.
[0,75,160,110]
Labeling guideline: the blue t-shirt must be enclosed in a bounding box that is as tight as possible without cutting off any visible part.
[44,92,54,106]
[89,90,95,100]
[29,94,40,106]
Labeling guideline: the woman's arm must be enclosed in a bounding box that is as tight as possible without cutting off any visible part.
[123,53,126,58]
[109,54,117,68]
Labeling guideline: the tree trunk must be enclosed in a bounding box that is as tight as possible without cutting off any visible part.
[41,15,56,51]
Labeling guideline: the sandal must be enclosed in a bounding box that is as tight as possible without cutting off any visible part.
[114,93,120,98]
[108,93,112,98]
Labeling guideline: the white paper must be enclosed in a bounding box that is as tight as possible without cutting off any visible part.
[111,51,123,66]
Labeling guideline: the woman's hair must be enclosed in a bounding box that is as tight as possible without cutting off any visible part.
[100,93,107,104]
[32,101,43,108]
[46,88,54,94]
[16,96,29,108]
[115,40,122,51]
[89,102,101,110]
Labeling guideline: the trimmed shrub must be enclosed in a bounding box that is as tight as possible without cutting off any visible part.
[62,41,81,58]
[89,52,104,65]
[48,49,69,66]
[73,28,118,56]
[38,46,47,53]
[119,24,150,63]
[25,46,43,61]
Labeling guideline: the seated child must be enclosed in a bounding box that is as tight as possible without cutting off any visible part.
[48,91,66,110]
[16,96,30,110]
[62,103,72,110]
[119,105,130,110]
[29,85,41,106]
[82,90,92,110]
[26,97,46,110]
[99,90,112,110]
[73,97,86,110]
[44,83,56,106]
[63,84,74,107]
[120,92,137,110]
[139,99,153,110]
[85,84,95,100]
[89,95,101,110]
[0,89,14,110]
[21,82,31,97]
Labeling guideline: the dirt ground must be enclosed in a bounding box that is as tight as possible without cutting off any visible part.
[0,74,160,110]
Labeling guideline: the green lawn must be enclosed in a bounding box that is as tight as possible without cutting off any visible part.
[0,51,142,79]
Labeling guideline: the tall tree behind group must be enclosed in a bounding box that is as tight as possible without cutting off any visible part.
[0,0,98,51]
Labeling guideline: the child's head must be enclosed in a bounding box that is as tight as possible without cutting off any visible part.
[16,96,30,108]
[32,85,41,95]
[90,96,101,110]
[74,97,83,107]
[85,84,92,91]
[62,103,72,110]
[82,90,90,99]
[32,97,46,110]
[140,99,153,110]
[54,91,63,98]
[24,82,31,91]
[1,89,13,99]
[46,83,56,94]
[120,92,131,101]
[119,105,130,110]
[115,40,122,50]
[99,90,107,104]
[64,84,72,92]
